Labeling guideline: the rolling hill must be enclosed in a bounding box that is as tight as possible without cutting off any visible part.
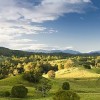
[43,67,100,79]
[0,47,34,57]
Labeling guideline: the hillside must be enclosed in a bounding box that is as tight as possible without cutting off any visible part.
[0,72,100,100]
[43,67,100,79]
[0,47,33,57]
[0,47,74,57]
[0,75,33,86]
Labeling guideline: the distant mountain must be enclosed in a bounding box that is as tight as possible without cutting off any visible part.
[0,47,81,57]
[28,49,81,54]
[89,51,100,54]
[62,50,81,54]
[1,46,100,57]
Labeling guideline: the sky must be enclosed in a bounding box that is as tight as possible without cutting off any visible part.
[0,0,100,53]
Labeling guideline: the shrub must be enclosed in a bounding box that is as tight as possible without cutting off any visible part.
[64,59,75,69]
[92,68,100,74]
[35,78,52,97]
[62,82,70,90]
[47,70,55,79]
[23,70,42,83]
[3,91,10,97]
[58,64,64,70]
[0,91,10,97]
[53,90,80,100]
[11,85,28,98]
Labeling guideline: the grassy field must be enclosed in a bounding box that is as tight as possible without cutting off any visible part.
[0,69,100,100]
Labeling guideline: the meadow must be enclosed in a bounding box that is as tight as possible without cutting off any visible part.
[0,69,100,100]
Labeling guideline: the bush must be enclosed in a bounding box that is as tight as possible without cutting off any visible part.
[83,64,91,69]
[11,85,28,98]
[92,68,100,74]
[47,70,55,79]
[58,64,64,70]
[0,91,10,97]
[23,70,42,83]
[62,82,70,90]
[53,90,80,100]
[64,59,75,69]
[3,91,10,97]
[35,78,52,97]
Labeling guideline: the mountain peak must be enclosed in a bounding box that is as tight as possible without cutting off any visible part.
[27,49,81,54]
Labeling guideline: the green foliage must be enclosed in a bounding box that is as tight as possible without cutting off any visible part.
[0,74,4,79]
[35,78,52,97]
[62,82,70,90]
[41,62,54,73]
[92,68,100,74]
[47,70,55,79]
[23,70,42,83]
[3,91,10,97]
[11,85,28,98]
[0,91,10,97]
[53,90,80,100]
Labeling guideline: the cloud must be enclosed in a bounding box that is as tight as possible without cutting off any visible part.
[0,0,92,50]
[19,45,74,51]
[0,21,46,35]
[0,0,92,22]
[20,0,92,23]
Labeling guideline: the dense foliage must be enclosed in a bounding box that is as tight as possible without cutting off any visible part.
[11,85,28,98]
[62,82,70,90]
[53,90,80,100]
[23,70,42,83]
[0,91,10,97]
[35,78,52,97]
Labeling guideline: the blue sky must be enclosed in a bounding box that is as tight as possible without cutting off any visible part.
[0,0,100,52]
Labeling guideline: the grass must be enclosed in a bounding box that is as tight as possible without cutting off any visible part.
[79,93,100,100]
[0,68,100,100]
[43,67,100,79]
[55,67,100,78]
[0,75,33,86]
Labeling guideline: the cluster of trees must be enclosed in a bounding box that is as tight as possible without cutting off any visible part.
[0,53,100,79]
[57,56,100,70]
[0,55,58,79]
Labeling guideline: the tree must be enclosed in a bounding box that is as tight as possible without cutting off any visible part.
[24,62,34,72]
[83,62,91,69]
[47,70,55,79]
[11,85,28,98]
[64,59,75,69]
[53,90,80,100]
[35,78,52,97]
[42,62,52,74]
[13,69,18,76]
[17,63,24,73]
[23,69,42,83]
[62,82,70,90]
[58,64,64,70]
